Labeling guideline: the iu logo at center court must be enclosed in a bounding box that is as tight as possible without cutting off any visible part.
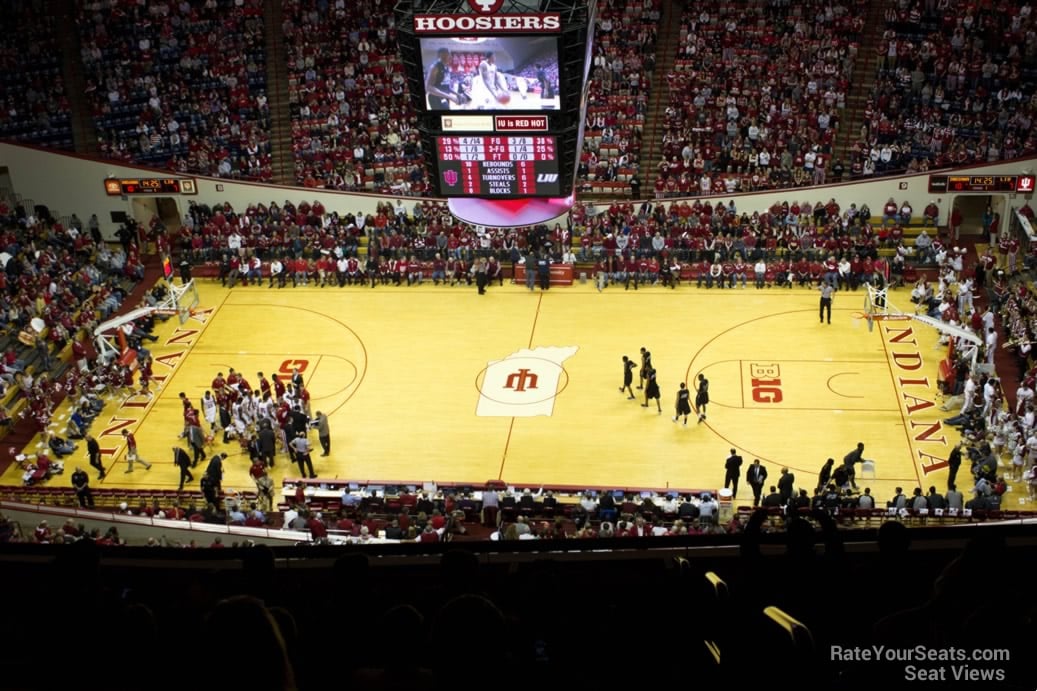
[504,368,538,392]
[477,346,577,417]
[468,0,505,13]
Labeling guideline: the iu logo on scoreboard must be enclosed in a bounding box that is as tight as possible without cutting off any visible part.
[443,170,459,187]
[468,0,505,13]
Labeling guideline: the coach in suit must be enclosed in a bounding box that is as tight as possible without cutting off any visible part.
[257,421,276,467]
[173,446,193,491]
[778,468,795,505]
[724,449,743,498]
[746,459,768,507]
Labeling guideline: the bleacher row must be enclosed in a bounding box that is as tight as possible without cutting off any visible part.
[284,0,428,194]
[0,2,71,150]
[79,0,270,178]
[851,1,1037,176]
[6,0,1033,192]
[576,0,659,192]
[180,209,945,290]
[658,0,862,195]
[0,205,145,448]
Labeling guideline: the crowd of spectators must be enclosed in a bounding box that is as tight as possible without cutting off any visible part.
[570,197,898,266]
[655,0,863,197]
[172,193,958,295]
[0,1,72,150]
[576,0,659,194]
[282,0,427,194]
[168,193,957,292]
[0,198,150,440]
[851,0,1037,177]
[7,0,1037,199]
[77,0,271,179]
[175,198,582,287]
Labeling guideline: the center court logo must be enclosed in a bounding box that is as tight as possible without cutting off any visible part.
[477,346,578,417]
[504,368,538,392]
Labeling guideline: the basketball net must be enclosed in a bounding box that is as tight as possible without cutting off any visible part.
[857,284,983,371]
[860,284,911,332]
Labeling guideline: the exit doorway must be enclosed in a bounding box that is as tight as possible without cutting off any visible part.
[129,196,182,254]
[950,194,1001,239]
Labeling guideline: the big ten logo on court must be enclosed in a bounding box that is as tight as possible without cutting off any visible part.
[278,359,309,376]
[749,362,783,403]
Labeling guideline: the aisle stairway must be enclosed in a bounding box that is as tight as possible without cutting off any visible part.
[263,0,295,185]
[54,0,97,156]
[640,0,683,197]
[833,0,894,167]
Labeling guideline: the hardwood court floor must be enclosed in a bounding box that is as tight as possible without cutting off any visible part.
[7,277,988,507]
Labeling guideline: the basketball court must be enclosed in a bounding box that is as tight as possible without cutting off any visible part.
[4,279,979,506]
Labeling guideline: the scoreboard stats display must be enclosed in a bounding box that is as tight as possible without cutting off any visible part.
[396,0,596,201]
[436,135,560,196]
[928,174,1036,194]
[104,177,196,195]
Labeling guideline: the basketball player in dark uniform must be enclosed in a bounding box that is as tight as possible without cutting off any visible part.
[638,347,652,389]
[425,48,459,111]
[673,382,692,424]
[641,366,661,413]
[695,372,710,423]
[620,355,636,399]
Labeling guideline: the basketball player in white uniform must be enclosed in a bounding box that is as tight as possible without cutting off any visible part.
[473,52,510,108]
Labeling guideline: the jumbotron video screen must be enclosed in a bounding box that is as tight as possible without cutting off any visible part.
[397,0,595,216]
[420,36,561,111]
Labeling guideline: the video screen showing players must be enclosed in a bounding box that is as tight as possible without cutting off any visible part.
[420,36,561,111]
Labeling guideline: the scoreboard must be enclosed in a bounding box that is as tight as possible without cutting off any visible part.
[104,177,196,196]
[436,136,560,196]
[928,174,1036,194]
[396,0,594,204]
